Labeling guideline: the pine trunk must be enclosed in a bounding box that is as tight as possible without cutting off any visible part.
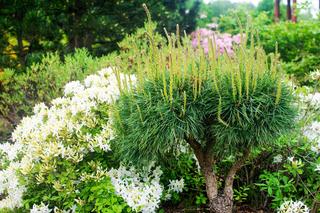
[201,158,233,213]
[209,195,233,213]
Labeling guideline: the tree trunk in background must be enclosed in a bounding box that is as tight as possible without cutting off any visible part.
[15,10,25,66]
[274,0,280,22]
[292,0,297,22]
[68,0,84,50]
[17,29,24,66]
[287,0,292,20]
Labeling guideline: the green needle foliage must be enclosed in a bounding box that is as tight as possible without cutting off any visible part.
[112,18,297,165]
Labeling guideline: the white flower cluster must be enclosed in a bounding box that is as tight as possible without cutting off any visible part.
[30,203,52,213]
[109,164,163,213]
[278,200,309,213]
[0,164,25,209]
[309,69,320,81]
[273,154,283,163]
[0,67,184,213]
[300,92,320,112]
[0,68,135,210]
[303,121,320,154]
[168,179,184,193]
[30,203,76,213]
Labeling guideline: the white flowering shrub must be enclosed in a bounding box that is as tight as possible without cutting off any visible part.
[30,203,52,213]
[0,163,25,209]
[0,67,185,212]
[109,164,163,213]
[278,200,310,213]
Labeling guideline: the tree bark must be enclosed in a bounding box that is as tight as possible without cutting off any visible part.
[186,137,250,213]
[224,149,250,200]
[15,10,25,66]
[274,0,281,22]
[292,0,297,23]
[287,0,292,20]
[186,138,219,211]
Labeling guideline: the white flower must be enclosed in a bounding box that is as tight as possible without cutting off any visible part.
[0,166,26,209]
[273,154,283,163]
[0,142,23,161]
[30,203,52,213]
[278,200,309,213]
[303,121,320,154]
[64,81,84,96]
[288,157,294,162]
[168,179,185,193]
[109,164,163,213]
[309,69,320,80]
[0,67,136,211]
[302,92,320,110]
[315,164,320,172]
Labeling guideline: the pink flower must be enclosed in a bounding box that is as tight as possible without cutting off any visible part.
[232,34,242,44]
[190,28,242,56]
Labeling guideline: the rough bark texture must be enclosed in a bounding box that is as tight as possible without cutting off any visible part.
[210,195,233,213]
[187,138,218,204]
[187,137,250,213]
[287,0,292,20]
[292,0,297,23]
[224,150,250,200]
[274,0,280,22]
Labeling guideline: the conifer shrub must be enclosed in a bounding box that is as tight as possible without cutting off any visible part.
[112,10,297,213]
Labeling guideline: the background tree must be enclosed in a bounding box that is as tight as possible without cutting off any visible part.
[256,0,286,21]
[0,0,200,69]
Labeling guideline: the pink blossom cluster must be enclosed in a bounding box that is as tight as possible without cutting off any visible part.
[191,28,242,55]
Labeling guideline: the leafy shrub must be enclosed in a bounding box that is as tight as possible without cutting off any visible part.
[0,49,112,141]
[0,67,185,212]
[258,21,320,82]
[259,21,320,62]
[218,8,250,34]
[241,73,320,211]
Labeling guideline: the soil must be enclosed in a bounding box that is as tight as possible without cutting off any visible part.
[163,205,272,213]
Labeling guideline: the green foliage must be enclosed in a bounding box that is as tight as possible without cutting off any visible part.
[197,0,256,29]
[112,23,297,163]
[258,20,320,82]
[233,186,250,203]
[117,21,166,74]
[76,177,130,213]
[256,0,287,20]
[23,153,129,212]
[0,49,112,140]
[197,0,237,28]
[259,21,320,62]
[160,153,206,207]
[0,0,200,68]
[257,171,297,208]
[218,8,253,34]
[256,148,320,209]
